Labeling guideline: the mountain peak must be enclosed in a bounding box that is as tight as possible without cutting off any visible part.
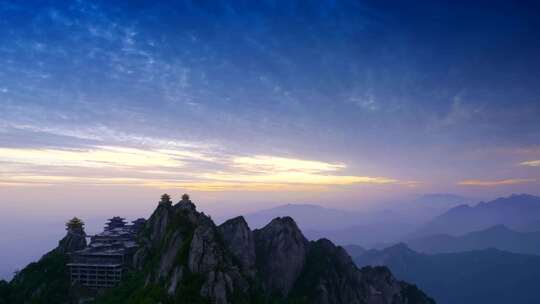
[4,194,435,304]
[254,216,309,296]
[385,243,415,255]
[489,193,540,205]
[413,193,540,237]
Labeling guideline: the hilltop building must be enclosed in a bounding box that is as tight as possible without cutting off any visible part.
[104,216,127,231]
[67,217,146,289]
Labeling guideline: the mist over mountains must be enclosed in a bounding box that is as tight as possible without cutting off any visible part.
[248,193,540,304]
[246,194,540,251]
[412,194,540,237]
[349,244,540,304]
[406,225,540,255]
[245,193,474,247]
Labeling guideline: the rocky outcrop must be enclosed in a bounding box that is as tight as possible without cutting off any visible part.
[288,239,434,304]
[14,194,433,304]
[291,239,366,303]
[129,196,434,304]
[218,216,256,277]
[187,220,246,304]
[157,230,184,280]
[133,195,252,304]
[254,216,309,297]
[133,202,173,269]
[57,226,86,254]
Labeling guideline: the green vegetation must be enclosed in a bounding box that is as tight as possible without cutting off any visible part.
[94,272,171,304]
[0,280,10,304]
[8,250,70,304]
[94,207,209,304]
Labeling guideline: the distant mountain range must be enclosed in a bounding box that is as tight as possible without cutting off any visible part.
[305,221,416,248]
[412,194,540,237]
[246,194,540,248]
[245,203,362,231]
[406,224,540,255]
[349,244,540,304]
[244,193,475,247]
[245,193,473,231]
[246,205,418,247]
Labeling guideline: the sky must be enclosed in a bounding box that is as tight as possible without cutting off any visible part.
[1,0,540,265]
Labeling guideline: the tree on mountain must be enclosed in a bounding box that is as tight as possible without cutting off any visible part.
[66,217,84,231]
[0,280,10,304]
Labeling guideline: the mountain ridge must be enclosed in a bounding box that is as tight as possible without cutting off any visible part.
[0,195,434,304]
[349,243,540,304]
[412,194,540,237]
[405,224,540,255]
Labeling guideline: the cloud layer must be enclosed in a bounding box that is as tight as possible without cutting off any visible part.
[458,179,536,187]
[521,160,540,167]
[0,127,403,191]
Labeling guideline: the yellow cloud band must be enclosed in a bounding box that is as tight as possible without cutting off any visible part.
[0,146,404,191]
[520,160,540,167]
[458,178,536,186]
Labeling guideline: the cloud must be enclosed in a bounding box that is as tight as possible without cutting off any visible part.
[458,179,536,187]
[232,155,345,174]
[0,121,405,191]
[202,155,399,186]
[520,160,540,167]
[0,143,403,191]
[347,91,378,111]
[141,181,330,192]
[201,171,396,186]
[0,146,186,169]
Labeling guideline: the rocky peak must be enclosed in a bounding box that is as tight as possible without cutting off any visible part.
[254,216,309,297]
[291,239,435,304]
[218,216,256,276]
[57,217,87,254]
[148,202,173,243]
[85,195,434,303]
[174,193,197,211]
[133,194,251,303]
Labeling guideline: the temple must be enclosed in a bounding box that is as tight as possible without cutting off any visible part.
[67,217,146,289]
[67,194,190,289]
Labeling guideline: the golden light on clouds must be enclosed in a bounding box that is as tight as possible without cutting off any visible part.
[142,181,330,192]
[201,171,396,185]
[458,178,536,187]
[0,146,406,191]
[0,146,185,168]
[232,155,345,173]
[520,160,540,167]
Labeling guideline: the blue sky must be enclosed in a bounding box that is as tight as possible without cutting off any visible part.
[0,0,539,212]
[1,0,540,281]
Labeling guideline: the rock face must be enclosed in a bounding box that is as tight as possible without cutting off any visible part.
[288,239,434,304]
[134,197,251,304]
[218,216,256,276]
[254,216,309,297]
[57,226,87,254]
[3,195,435,304]
[131,197,435,304]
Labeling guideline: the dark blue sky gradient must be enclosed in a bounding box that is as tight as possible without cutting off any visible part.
[0,0,539,200]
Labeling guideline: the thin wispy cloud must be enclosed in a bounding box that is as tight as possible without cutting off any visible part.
[520,160,540,167]
[231,155,346,174]
[458,179,536,187]
[0,130,405,191]
[0,147,186,169]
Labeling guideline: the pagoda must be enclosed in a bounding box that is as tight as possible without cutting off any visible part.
[104,216,127,231]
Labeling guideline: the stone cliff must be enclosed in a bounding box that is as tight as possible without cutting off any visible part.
[125,195,435,304]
